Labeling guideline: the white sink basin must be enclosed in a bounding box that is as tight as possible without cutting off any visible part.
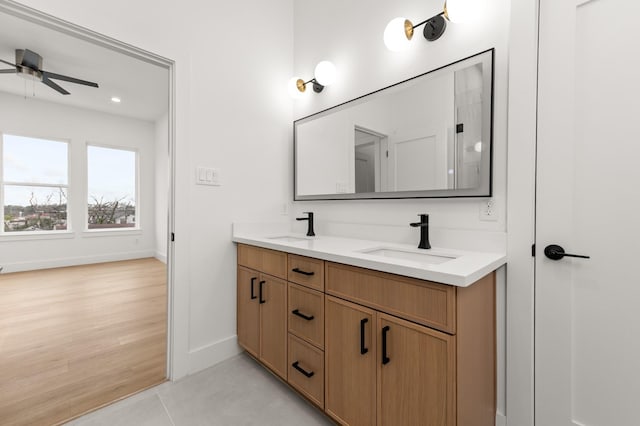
[359,247,456,265]
[267,235,310,243]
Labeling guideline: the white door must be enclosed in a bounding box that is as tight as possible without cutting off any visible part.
[388,135,442,191]
[536,1,640,425]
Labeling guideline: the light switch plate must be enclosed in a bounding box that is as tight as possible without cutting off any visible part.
[196,166,221,186]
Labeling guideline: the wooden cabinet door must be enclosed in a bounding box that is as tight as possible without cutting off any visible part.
[237,266,260,357]
[259,274,287,379]
[325,296,376,426]
[377,313,455,426]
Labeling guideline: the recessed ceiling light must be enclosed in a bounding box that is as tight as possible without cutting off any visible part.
[111,97,121,103]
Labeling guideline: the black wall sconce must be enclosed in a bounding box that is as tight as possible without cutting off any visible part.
[384,0,477,51]
[289,60,336,98]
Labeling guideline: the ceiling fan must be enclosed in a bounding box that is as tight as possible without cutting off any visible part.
[0,48,99,95]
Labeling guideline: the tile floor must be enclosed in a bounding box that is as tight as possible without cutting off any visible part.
[65,354,333,426]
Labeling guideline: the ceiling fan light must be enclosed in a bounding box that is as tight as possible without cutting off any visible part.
[111,97,121,103]
[1,48,99,95]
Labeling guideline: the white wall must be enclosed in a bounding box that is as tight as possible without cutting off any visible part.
[0,92,156,272]
[292,0,510,421]
[6,0,295,378]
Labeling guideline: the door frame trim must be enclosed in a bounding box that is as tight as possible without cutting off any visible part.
[506,0,540,425]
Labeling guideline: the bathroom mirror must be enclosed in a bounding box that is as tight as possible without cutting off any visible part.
[294,49,494,200]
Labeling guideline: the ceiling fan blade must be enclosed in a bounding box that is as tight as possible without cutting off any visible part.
[42,76,70,95]
[0,58,16,67]
[0,69,17,74]
[42,71,99,88]
[21,49,41,69]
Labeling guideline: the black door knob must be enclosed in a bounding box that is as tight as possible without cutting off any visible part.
[544,244,590,261]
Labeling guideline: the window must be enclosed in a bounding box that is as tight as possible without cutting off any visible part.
[87,145,137,230]
[2,134,69,233]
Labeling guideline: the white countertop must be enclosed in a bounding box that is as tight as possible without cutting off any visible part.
[232,225,506,287]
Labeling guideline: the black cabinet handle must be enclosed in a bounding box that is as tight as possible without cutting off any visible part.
[292,309,314,321]
[259,280,266,304]
[250,277,257,300]
[360,318,369,355]
[382,325,390,365]
[292,361,314,378]
[292,267,315,276]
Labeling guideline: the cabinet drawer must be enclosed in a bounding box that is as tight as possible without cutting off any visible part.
[288,283,324,349]
[287,254,324,291]
[325,262,456,334]
[288,334,324,408]
[237,244,287,279]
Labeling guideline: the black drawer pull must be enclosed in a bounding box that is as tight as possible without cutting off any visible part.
[259,280,266,304]
[292,267,315,276]
[292,361,314,378]
[360,318,369,355]
[292,309,314,321]
[250,277,257,300]
[382,325,390,365]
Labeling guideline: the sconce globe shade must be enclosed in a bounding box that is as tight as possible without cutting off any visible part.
[445,0,481,23]
[384,17,412,51]
[314,61,337,86]
[288,77,306,99]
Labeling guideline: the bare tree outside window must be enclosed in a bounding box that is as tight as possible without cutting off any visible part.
[87,145,137,230]
[2,134,68,233]
[4,187,68,232]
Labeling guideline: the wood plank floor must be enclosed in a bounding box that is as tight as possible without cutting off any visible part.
[0,258,167,426]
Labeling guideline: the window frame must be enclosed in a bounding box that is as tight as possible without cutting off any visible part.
[1,131,71,236]
[85,142,140,233]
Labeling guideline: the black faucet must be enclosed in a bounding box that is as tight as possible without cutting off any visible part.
[409,214,431,249]
[296,212,315,237]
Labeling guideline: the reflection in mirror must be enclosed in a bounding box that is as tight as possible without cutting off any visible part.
[295,49,494,200]
[354,127,383,193]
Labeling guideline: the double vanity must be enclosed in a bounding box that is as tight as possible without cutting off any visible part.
[234,46,501,426]
[233,227,505,426]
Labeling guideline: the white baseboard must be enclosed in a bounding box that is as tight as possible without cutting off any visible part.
[496,412,506,426]
[155,251,167,264]
[1,250,157,273]
[188,335,242,375]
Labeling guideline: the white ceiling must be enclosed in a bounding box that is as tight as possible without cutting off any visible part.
[0,11,169,122]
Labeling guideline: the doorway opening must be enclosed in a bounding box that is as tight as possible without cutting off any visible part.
[354,127,386,193]
[0,3,175,424]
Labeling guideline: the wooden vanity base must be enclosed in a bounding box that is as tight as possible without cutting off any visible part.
[237,244,495,426]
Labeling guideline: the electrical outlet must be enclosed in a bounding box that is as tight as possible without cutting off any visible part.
[280,203,289,216]
[479,199,498,221]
